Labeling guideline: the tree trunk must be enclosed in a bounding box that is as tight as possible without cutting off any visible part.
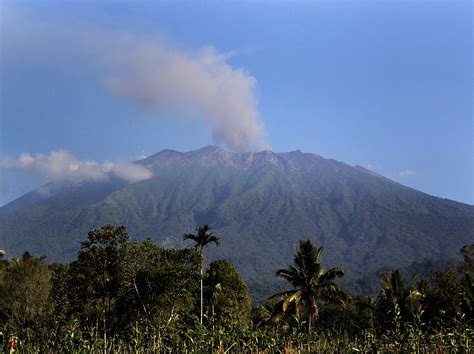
[308,298,319,334]
[308,312,311,334]
[200,247,204,324]
[200,264,203,324]
[103,306,107,354]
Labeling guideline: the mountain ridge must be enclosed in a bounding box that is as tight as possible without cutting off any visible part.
[0,146,472,301]
[139,145,330,173]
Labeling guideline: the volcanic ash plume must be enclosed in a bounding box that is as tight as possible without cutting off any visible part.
[103,41,270,152]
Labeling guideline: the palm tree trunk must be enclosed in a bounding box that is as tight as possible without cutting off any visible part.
[200,264,203,324]
[308,298,319,334]
[308,313,311,334]
[200,247,204,325]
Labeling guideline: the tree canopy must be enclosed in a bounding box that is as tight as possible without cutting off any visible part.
[272,239,351,332]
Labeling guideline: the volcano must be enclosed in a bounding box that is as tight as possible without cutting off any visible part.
[1,146,472,301]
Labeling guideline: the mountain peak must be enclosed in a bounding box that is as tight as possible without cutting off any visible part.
[197,145,225,153]
[137,146,398,180]
[138,145,335,172]
[1,144,473,304]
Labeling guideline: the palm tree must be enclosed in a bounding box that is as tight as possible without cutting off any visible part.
[183,225,220,324]
[381,269,422,317]
[272,239,351,332]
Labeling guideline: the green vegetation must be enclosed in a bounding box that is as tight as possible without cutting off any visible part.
[1,148,473,305]
[0,224,473,352]
[272,240,351,333]
[183,224,220,324]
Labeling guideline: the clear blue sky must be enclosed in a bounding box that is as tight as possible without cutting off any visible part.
[0,0,472,205]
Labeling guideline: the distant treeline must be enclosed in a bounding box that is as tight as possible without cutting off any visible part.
[0,224,472,352]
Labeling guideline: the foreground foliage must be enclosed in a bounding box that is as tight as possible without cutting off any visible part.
[271,239,351,333]
[0,224,473,352]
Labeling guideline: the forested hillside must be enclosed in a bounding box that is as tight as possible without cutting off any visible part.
[1,146,473,302]
[1,225,472,352]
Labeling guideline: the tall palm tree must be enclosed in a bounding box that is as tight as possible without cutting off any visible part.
[183,225,220,324]
[272,239,350,332]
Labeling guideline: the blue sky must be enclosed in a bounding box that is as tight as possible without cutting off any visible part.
[0,0,472,205]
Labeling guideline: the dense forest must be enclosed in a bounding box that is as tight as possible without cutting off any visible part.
[0,224,472,352]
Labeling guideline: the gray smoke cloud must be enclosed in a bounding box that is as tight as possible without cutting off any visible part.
[100,38,270,152]
[3,4,270,152]
[0,150,153,183]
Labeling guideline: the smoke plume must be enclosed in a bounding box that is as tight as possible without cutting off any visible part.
[102,39,270,152]
[2,4,271,152]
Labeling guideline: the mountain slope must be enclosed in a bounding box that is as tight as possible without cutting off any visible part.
[1,146,472,301]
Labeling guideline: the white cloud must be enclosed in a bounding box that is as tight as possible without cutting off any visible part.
[399,169,416,177]
[110,162,153,183]
[135,153,148,160]
[0,150,152,183]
